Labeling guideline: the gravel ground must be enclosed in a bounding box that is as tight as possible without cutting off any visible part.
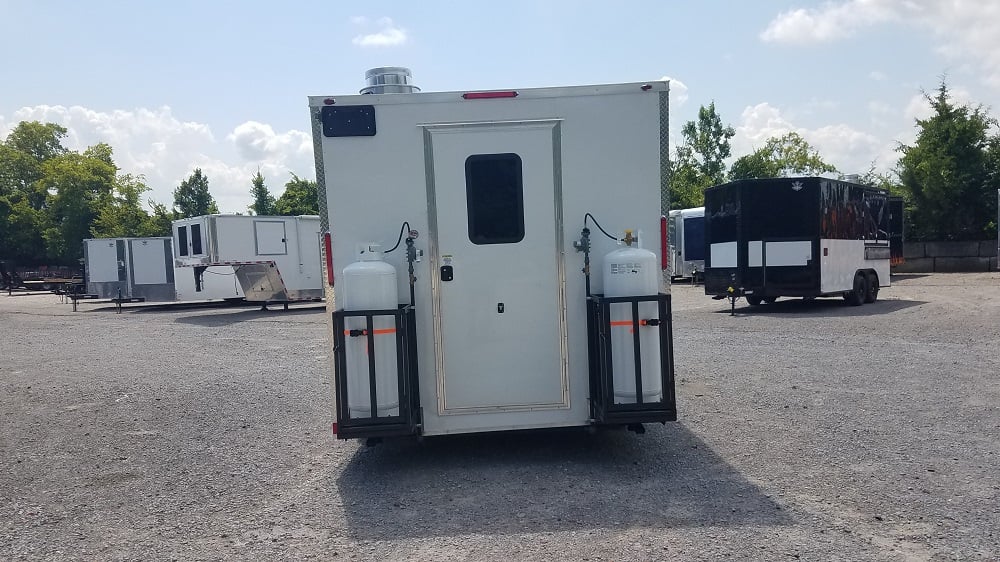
[1,273,998,561]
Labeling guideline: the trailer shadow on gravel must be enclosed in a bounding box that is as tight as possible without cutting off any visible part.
[335,423,790,539]
[714,297,926,318]
[169,305,326,327]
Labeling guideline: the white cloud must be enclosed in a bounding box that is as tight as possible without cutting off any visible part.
[761,1,1000,88]
[660,75,689,107]
[733,101,887,174]
[760,0,901,43]
[0,105,314,214]
[351,17,408,47]
[869,70,887,81]
[228,121,312,162]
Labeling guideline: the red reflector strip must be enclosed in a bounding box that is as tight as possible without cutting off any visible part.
[660,215,668,271]
[609,320,635,327]
[462,91,518,100]
[331,422,338,435]
[323,232,335,287]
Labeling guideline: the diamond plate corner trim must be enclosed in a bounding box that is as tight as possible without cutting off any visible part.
[309,106,329,232]
[659,89,671,216]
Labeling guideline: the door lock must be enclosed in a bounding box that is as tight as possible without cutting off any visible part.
[440,265,454,282]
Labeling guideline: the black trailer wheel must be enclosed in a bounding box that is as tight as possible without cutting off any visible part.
[844,273,866,306]
[763,296,778,304]
[864,272,879,303]
[746,295,763,306]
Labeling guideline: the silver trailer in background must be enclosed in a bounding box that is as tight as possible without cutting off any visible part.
[172,214,323,303]
[84,237,175,301]
[666,207,705,281]
[84,237,247,303]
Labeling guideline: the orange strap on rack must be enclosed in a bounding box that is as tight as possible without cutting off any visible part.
[610,320,651,327]
[343,328,397,336]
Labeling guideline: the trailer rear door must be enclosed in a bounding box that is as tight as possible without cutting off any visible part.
[426,121,568,413]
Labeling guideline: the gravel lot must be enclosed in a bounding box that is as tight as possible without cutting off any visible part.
[2,273,998,561]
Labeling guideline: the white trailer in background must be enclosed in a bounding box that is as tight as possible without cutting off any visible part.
[666,207,705,281]
[311,68,677,441]
[84,236,246,303]
[173,265,245,302]
[171,214,323,304]
[83,237,175,301]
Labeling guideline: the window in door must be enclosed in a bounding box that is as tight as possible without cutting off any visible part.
[191,224,203,255]
[177,226,189,257]
[465,153,524,245]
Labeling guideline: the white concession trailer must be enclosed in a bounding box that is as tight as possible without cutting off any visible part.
[172,214,323,304]
[311,68,677,440]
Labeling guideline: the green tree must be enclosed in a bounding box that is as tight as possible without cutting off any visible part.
[143,201,175,237]
[1,122,70,264]
[39,149,117,263]
[248,169,276,215]
[1,121,68,209]
[898,82,1000,240]
[3,121,68,164]
[91,173,152,238]
[0,196,46,265]
[173,168,219,218]
[274,173,319,215]
[669,102,735,209]
[729,132,838,180]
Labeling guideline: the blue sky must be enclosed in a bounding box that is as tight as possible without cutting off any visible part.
[2,0,998,212]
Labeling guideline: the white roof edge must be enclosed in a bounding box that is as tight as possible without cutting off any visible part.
[171,214,321,221]
[308,80,670,107]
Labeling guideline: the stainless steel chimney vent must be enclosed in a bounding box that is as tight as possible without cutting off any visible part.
[360,67,420,94]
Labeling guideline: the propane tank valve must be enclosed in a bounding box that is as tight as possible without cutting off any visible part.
[623,229,636,247]
[573,227,591,253]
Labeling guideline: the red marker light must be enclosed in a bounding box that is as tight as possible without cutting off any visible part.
[323,98,336,105]
[641,84,653,91]
[323,232,335,286]
[462,91,518,100]
[331,422,339,436]
[660,215,668,270]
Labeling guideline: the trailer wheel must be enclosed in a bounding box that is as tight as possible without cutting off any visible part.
[844,273,866,306]
[864,272,879,303]
[746,295,763,306]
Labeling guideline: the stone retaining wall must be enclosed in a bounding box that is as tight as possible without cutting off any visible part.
[894,240,998,273]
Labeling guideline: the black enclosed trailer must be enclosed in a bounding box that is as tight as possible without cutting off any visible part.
[704,177,901,306]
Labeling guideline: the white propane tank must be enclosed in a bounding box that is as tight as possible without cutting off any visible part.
[602,233,663,404]
[341,243,400,418]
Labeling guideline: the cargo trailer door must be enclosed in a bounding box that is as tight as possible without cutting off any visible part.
[85,239,128,298]
[425,120,568,414]
[127,238,175,302]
